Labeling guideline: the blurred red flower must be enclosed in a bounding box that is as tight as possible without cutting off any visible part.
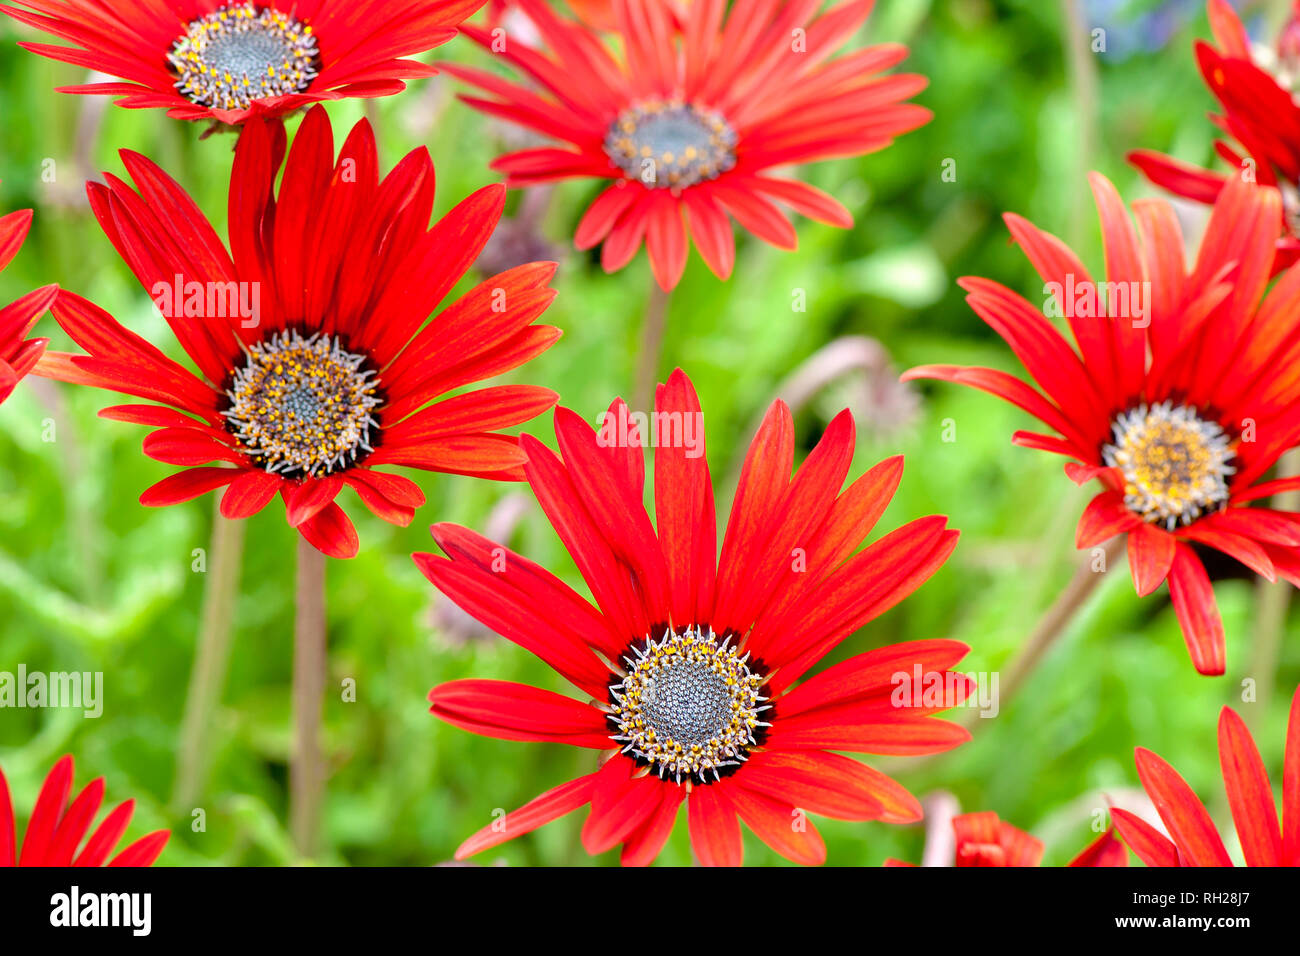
[1130,0,1300,266]
[445,0,930,289]
[887,810,1127,867]
[906,174,1300,675]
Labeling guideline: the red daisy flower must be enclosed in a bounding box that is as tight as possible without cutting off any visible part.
[0,0,485,125]
[0,202,56,406]
[886,811,1127,867]
[904,173,1300,676]
[418,368,968,866]
[1129,0,1300,266]
[1,755,169,866]
[442,0,931,290]
[34,105,561,559]
[1111,684,1299,867]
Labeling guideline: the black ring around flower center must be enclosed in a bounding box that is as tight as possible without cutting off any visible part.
[608,626,768,784]
[222,329,380,478]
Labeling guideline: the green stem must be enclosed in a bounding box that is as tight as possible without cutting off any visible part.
[290,535,328,859]
[999,535,1124,706]
[633,281,671,414]
[171,504,246,812]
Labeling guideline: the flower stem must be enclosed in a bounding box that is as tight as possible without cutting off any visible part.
[633,281,671,414]
[290,534,328,859]
[1000,535,1124,705]
[1060,0,1100,246]
[171,503,246,812]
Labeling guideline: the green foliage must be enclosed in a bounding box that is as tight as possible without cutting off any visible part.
[0,1,1295,867]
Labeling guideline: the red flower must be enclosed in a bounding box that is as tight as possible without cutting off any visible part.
[485,0,622,32]
[1129,0,1300,265]
[35,105,560,559]
[0,755,169,866]
[1,0,485,125]
[443,0,930,290]
[904,173,1300,676]
[1112,685,1299,867]
[887,810,1127,867]
[418,369,967,866]
[0,203,56,405]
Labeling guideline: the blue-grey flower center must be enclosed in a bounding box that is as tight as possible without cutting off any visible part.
[604,101,737,190]
[608,626,767,784]
[169,3,319,112]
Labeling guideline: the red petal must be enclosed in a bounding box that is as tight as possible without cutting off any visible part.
[1135,747,1233,866]
[428,679,612,748]
[296,502,359,559]
[139,467,239,507]
[1167,543,1226,675]
[1218,706,1283,866]
[455,774,596,859]
[1075,491,1139,548]
[220,470,282,519]
[1127,522,1176,597]
[620,785,684,867]
[687,782,742,867]
[1068,827,1128,867]
[727,784,826,866]
[18,755,73,866]
[107,830,169,867]
[1111,807,1181,868]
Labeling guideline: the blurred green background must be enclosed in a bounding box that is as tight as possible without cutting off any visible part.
[0,0,1296,867]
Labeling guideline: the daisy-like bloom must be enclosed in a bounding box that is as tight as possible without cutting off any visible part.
[904,173,1300,676]
[1,755,169,866]
[1129,0,1300,265]
[1111,685,1299,867]
[35,106,560,559]
[0,201,56,405]
[443,0,930,290]
[886,811,1127,867]
[419,369,968,866]
[0,0,485,125]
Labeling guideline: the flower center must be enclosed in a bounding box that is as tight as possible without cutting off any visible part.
[169,3,319,112]
[604,100,737,190]
[222,330,380,478]
[608,626,767,784]
[1102,401,1236,529]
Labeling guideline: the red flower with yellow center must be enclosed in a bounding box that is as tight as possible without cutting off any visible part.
[1,0,485,125]
[443,0,930,289]
[419,369,969,866]
[906,173,1300,675]
[36,106,561,559]
[1,755,168,867]
[1130,0,1300,265]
